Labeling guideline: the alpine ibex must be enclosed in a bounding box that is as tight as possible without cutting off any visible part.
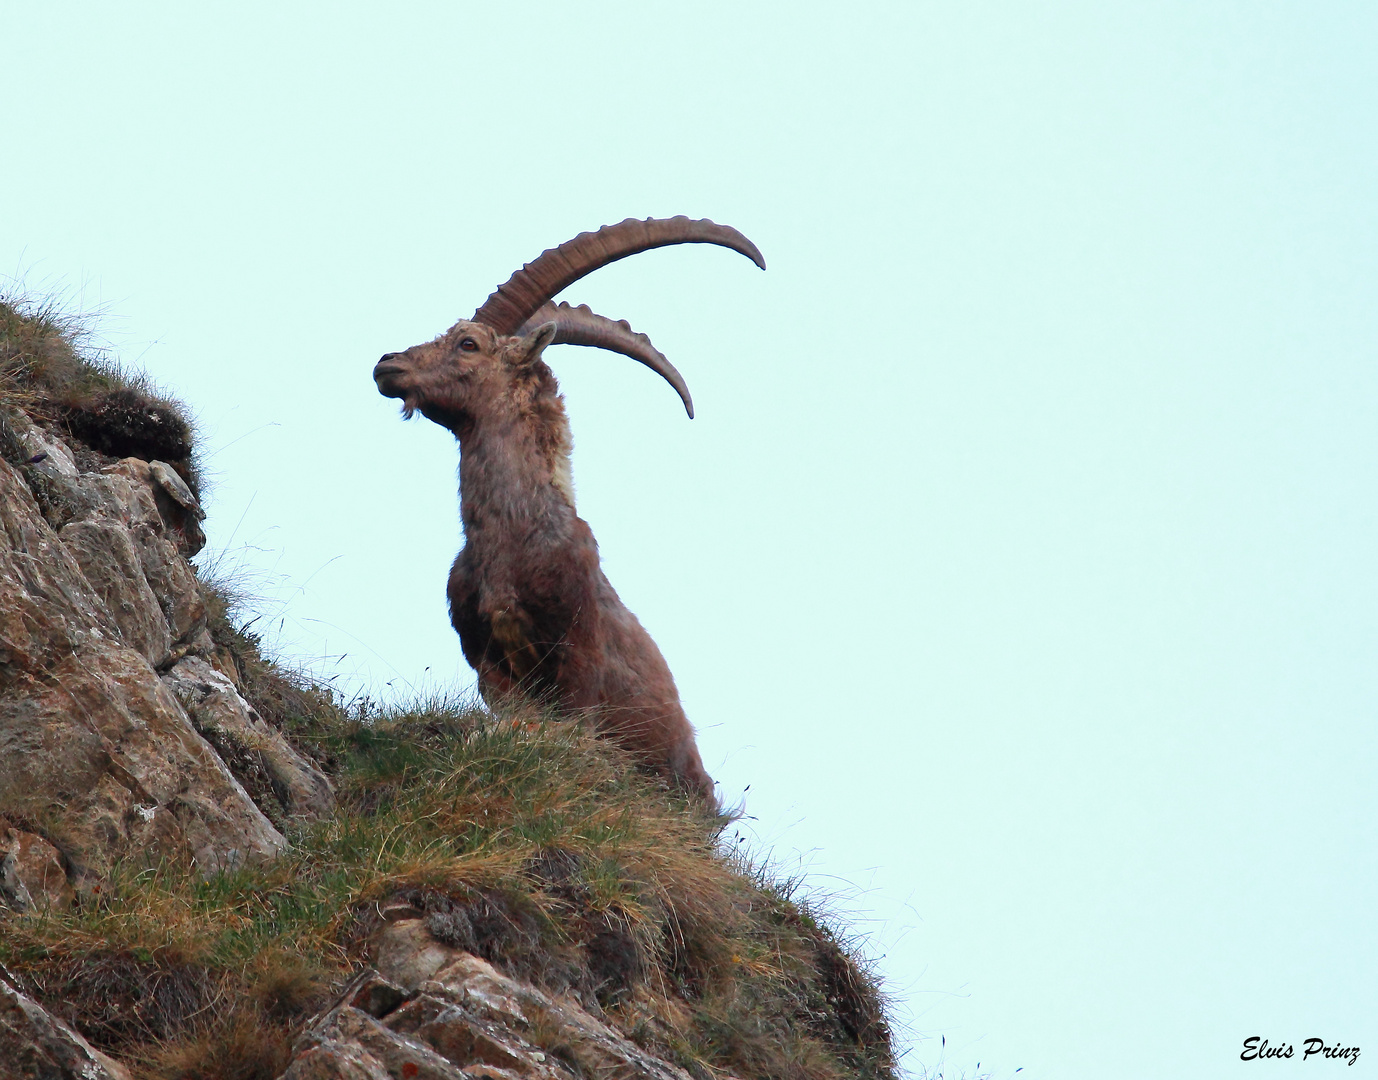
[373,217,765,802]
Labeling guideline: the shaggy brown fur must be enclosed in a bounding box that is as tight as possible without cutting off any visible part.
[374,320,715,802]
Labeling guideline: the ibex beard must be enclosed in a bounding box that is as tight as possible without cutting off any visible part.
[373,217,766,805]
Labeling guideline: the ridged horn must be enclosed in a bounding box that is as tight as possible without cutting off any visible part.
[473,216,766,336]
[519,302,695,418]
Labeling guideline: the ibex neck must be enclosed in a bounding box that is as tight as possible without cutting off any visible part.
[454,412,576,544]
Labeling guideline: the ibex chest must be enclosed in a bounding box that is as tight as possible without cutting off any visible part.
[447,518,601,678]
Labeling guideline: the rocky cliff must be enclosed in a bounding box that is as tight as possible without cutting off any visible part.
[0,299,895,1080]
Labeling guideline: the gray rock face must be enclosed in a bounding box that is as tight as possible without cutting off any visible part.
[130,520,205,645]
[0,444,116,684]
[9,415,80,485]
[0,636,285,885]
[59,518,173,666]
[163,657,335,820]
[0,413,289,888]
[280,920,704,1080]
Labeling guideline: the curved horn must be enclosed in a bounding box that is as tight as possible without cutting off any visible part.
[519,302,695,418]
[474,216,766,335]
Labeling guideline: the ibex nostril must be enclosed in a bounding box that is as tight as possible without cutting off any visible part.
[375,217,764,803]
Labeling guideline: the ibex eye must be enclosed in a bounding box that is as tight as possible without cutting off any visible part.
[460,337,479,352]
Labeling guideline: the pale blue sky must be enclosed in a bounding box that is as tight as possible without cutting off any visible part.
[6,3,1376,1077]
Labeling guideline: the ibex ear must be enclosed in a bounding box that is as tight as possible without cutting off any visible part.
[516,321,558,367]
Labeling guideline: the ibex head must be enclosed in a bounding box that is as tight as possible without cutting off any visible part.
[373,216,765,425]
[373,319,559,428]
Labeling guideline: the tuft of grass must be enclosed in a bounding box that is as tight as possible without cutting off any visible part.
[0,292,201,494]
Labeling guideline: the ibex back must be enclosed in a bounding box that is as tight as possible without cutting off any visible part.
[373,217,765,803]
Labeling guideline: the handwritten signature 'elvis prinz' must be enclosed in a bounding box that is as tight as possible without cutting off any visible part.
[1241,1037,1360,1066]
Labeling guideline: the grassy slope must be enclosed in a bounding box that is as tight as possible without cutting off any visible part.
[0,296,896,1080]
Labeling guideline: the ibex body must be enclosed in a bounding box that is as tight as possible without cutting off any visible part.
[374,218,764,803]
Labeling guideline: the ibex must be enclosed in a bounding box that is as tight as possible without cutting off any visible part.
[373,217,765,803]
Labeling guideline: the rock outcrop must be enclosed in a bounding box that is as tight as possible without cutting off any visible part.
[0,406,330,889]
[283,919,706,1080]
[163,656,335,821]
